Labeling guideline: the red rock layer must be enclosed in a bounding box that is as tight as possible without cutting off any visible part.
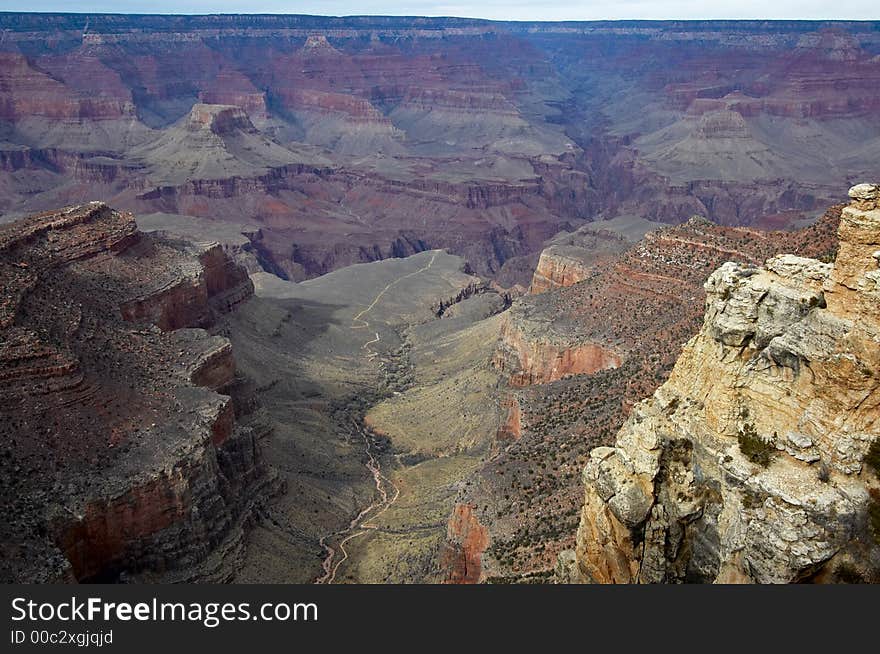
[0,52,133,120]
[466,208,844,580]
[441,504,490,584]
[496,394,522,443]
[0,202,270,583]
[494,316,623,387]
[529,250,594,294]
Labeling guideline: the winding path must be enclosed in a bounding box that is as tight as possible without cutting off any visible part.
[315,251,438,584]
[316,422,400,584]
[350,251,439,330]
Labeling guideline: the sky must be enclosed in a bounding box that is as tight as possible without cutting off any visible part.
[0,2,877,21]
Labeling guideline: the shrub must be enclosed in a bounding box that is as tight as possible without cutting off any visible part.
[869,490,880,546]
[865,438,880,476]
[832,563,865,584]
[737,422,775,467]
[741,488,766,510]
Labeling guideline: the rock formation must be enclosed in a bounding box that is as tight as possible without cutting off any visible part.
[441,504,490,584]
[494,316,623,386]
[0,202,273,582]
[529,248,595,294]
[2,15,878,283]
[572,184,880,583]
[496,394,523,443]
[467,207,840,582]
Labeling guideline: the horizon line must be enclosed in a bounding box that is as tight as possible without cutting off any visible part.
[0,11,878,22]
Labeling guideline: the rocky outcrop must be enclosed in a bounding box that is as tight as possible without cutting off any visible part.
[118,240,254,331]
[0,202,273,583]
[573,185,880,584]
[529,247,594,294]
[441,503,490,584]
[431,280,494,317]
[302,34,343,55]
[494,313,622,386]
[186,103,257,135]
[496,394,522,443]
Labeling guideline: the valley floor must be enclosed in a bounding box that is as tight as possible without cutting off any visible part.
[219,250,507,583]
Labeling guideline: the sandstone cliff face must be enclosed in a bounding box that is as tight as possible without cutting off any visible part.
[0,202,272,583]
[530,248,595,294]
[494,315,623,386]
[573,185,880,584]
[441,503,490,584]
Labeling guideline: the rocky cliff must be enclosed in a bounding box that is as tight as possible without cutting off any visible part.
[494,315,623,386]
[441,503,491,584]
[528,225,635,294]
[572,184,880,583]
[466,206,840,582]
[529,248,596,294]
[0,202,273,582]
[2,14,878,285]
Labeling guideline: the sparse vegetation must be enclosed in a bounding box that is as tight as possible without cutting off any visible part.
[737,422,775,467]
[832,562,866,584]
[741,487,767,510]
[869,490,880,546]
[865,437,880,476]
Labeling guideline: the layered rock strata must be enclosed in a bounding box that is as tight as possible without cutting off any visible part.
[0,202,272,583]
[441,504,490,584]
[472,205,844,582]
[3,16,877,285]
[573,184,880,583]
[529,248,596,294]
[494,315,623,386]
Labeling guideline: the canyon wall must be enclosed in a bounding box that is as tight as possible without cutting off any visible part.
[2,15,878,285]
[572,184,880,583]
[0,202,273,582]
[465,204,841,582]
[529,248,596,294]
[494,315,623,386]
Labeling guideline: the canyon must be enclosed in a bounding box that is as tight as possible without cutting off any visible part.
[0,199,509,583]
[0,13,879,585]
[0,187,873,584]
[1,15,879,285]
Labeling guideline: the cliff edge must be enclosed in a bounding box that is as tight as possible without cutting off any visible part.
[571,184,880,583]
[0,202,273,582]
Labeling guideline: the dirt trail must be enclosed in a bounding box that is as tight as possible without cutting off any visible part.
[351,251,439,330]
[316,422,400,584]
[315,251,438,584]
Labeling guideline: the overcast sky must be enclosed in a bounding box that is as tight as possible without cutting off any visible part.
[0,2,877,21]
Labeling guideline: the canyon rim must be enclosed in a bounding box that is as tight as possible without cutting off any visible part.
[0,11,878,587]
